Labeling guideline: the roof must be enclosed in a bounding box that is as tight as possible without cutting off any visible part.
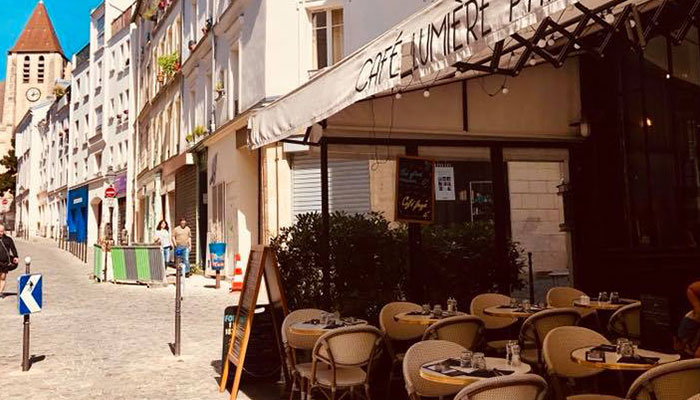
[9,1,64,54]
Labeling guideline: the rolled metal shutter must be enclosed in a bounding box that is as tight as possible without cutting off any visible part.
[175,165,198,265]
[292,154,370,216]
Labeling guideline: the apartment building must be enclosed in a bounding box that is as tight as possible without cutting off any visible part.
[67,1,135,246]
[132,0,189,249]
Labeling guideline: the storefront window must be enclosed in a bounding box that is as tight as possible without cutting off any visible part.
[672,27,700,86]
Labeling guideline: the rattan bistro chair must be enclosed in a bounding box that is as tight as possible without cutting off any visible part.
[547,287,597,319]
[543,326,612,400]
[379,302,427,398]
[403,340,466,400]
[282,308,326,400]
[520,308,581,369]
[607,302,641,341]
[453,374,548,400]
[301,325,384,400]
[626,359,700,400]
[687,394,700,400]
[422,315,485,350]
[566,396,624,400]
[470,293,517,353]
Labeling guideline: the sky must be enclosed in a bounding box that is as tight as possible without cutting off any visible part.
[0,0,103,80]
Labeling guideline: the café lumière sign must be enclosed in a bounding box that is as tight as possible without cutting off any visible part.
[248,0,576,148]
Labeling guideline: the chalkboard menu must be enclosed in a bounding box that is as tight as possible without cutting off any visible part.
[219,246,289,400]
[396,156,435,223]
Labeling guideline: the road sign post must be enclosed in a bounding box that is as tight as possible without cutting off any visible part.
[18,257,41,372]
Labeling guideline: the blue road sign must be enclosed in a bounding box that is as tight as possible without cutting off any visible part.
[17,274,42,316]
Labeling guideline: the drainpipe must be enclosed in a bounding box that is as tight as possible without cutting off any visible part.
[210,0,217,134]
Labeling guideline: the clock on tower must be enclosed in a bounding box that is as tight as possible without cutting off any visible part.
[26,87,41,102]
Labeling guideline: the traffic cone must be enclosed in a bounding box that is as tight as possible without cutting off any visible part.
[231,253,243,292]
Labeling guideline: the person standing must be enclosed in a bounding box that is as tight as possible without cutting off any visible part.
[154,220,172,267]
[0,224,19,298]
[172,218,192,277]
[677,281,700,358]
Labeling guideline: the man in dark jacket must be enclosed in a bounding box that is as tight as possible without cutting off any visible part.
[0,224,19,298]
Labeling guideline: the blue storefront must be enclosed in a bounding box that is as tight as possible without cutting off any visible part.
[67,186,88,242]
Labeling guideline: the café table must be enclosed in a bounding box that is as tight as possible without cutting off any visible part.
[483,305,546,319]
[394,311,467,326]
[289,319,368,336]
[419,356,532,386]
[572,298,639,311]
[570,345,680,371]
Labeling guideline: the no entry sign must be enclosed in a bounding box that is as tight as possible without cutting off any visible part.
[104,185,117,198]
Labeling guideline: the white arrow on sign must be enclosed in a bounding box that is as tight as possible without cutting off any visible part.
[20,275,41,313]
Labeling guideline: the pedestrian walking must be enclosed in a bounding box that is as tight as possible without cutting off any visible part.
[172,218,191,277]
[154,220,172,267]
[0,223,19,298]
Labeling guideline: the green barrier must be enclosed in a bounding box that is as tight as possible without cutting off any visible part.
[111,247,127,281]
[107,245,166,285]
[93,245,103,281]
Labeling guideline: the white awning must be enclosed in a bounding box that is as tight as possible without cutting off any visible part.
[248,0,647,149]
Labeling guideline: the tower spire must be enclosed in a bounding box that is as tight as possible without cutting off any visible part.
[9,1,63,54]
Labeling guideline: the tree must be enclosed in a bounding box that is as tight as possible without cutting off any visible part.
[0,136,18,196]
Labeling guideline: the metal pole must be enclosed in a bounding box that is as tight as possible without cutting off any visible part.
[175,258,182,357]
[22,257,31,372]
[528,252,535,304]
[320,139,331,309]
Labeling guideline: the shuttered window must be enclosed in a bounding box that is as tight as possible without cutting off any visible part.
[292,154,370,216]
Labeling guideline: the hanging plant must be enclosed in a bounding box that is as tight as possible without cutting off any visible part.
[193,125,207,137]
[158,0,167,10]
[215,81,225,100]
[185,133,194,143]
[188,40,197,51]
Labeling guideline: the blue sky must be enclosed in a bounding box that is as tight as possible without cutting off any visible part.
[0,0,103,80]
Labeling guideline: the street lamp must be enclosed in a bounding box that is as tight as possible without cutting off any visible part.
[105,166,117,242]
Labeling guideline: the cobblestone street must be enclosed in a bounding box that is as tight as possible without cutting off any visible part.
[0,238,277,400]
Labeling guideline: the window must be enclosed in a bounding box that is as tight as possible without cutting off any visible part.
[23,56,30,83]
[95,106,103,128]
[96,16,105,47]
[311,9,344,70]
[37,56,45,83]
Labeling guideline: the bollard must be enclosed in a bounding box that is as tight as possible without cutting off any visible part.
[174,262,182,357]
[22,256,31,372]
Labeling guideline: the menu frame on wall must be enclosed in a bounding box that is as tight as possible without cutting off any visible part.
[395,155,435,224]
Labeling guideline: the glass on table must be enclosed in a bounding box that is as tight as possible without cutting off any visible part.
[422,304,431,315]
[598,291,609,303]
[506,340,518,365]
[460,350,473,368]
[579,294,591,305]
[610,291,620,304]
[472,352,487,370]
[616,338,631,355]
[511,344,522,367]
[521,299,531,312]
[509,297,519,308]
[320,312,330,325]
[432,304,443,318]
[620,341,635,357]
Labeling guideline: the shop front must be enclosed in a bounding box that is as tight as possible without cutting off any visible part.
[248,0,700,338]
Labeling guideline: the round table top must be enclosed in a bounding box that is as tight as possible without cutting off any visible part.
[483,305,545,318]
[289,319,368,336]
[419,356,532,386]
[570,345,680,371]
[572,299,639,310]
[394,311,467,325]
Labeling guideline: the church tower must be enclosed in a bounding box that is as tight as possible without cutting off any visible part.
[0,1,67,157]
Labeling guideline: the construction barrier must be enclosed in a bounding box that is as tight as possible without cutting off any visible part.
[231,253,243,291]
[109,245,167,285]
[94,244,104,280]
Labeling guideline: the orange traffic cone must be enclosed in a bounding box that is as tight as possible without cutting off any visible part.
[231,253,243,292]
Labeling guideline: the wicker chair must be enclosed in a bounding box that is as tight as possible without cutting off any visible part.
[687,394,700,400]
[282,308,326,400]
[543,326,612,400]
[453,374,548,400]
[422,315,485,350]
[403,340,466,400]
[300,325,384,400]
[607,302,641,341]
[566,396,624,400]
[547,287,598,319]
[626,359,700,400]
[470,293,517,352]
[520,308,581,368]
[379,302,426,398]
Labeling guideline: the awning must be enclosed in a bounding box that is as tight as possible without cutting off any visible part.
[248,0,668,149]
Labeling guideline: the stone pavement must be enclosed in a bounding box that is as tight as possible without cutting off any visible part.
[0,238,281,400]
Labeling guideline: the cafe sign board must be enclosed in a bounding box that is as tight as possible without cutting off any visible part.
[395,156,435,224]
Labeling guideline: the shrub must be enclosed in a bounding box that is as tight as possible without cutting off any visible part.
[270,213,524,323]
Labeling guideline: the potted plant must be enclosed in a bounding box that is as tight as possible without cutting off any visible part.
[157,51,180,80]
[157,72,165,83]
[143,7,157,21]
[158,0,167,10]
[202,18,213,35]
[52,86,66,98]
[215,81,225,100]
[188,40,197,51]
[185,133,195,143]
[193,125,206,138]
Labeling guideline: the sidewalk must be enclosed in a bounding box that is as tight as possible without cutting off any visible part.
[0,238,280,399]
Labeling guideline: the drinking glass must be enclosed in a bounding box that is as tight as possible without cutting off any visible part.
[422,304,431,315]
[472,352,487,370]
[433,304,443,317]
[522,299,531,312]
[620,342,635,357]
[610,291,620,304]
[320,312,330,325]
[599,292,609,303]
[616,338,630,355]
[460,350,473,368]
[510,297,518,308]
[579,295,590,306]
